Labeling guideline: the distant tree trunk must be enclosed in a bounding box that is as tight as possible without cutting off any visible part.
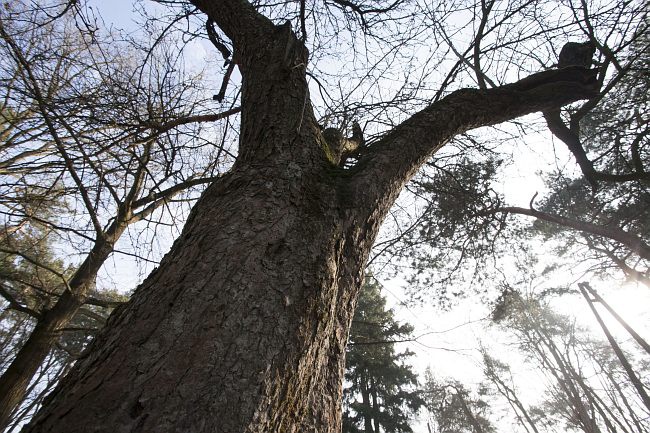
[370,377,380,433]
[454,390,485,433]
[451,386,483,433]
[579,282,650,411]
[489,375,540,433]
[22,1,598,431]
[0,230,123,430]
[584,284,650,355]
[603,367,647,433]
[361,372,374,433]
[528,322,606,433]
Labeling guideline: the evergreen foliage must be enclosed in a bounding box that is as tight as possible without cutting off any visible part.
[343,278,423,433]
[422,370,495,433]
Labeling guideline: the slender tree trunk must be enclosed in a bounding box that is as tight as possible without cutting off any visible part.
[5,356,72,433]
[521,319,601,433]
[487,372,540,433]
[604,367,647,433]
[584,284,650,355]
[535,322,618,433]
[370,377,380,433]
[579,283,650,411]
[361,371,374,433]
[455,392,484,433]
[575,372,626,433]
[0,234,121,430]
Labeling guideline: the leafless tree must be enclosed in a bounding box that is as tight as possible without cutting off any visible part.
[0,1,241,427]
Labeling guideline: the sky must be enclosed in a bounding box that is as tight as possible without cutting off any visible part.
[86,0,142,31]
[81,2,649,431]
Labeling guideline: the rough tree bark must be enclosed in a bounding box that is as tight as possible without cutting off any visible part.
[22,0,599,432]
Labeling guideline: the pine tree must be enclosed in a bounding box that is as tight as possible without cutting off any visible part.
[422,370,495,433]
[14,0,614,429]
[343,278,423,433]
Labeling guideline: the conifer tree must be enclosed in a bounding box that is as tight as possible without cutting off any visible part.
[343,279,423,433]
[422,370,495,433]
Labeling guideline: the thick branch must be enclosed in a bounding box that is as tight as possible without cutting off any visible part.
[543,59,649,186]
[501,205,650,261]
[141,107,241,136]
[189,0,274,51]
[543,109,598,186]
[352,67,600,217]
[473,0,495,89]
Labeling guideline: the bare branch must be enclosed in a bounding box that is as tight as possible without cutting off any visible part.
[0,283,41,319]
[502,205,650,261]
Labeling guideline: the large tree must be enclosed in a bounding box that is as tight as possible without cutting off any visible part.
[12,0,611,431]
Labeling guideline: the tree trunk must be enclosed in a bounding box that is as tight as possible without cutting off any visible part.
[455,391,484,433]
[0,235,120,430]
[585,284,650,354]
[361,371,374,433]
[579,282,650,411]
[532,324,603,433]
[489,376,540,433]
[370,377,381,433]
[25,160,378,432]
